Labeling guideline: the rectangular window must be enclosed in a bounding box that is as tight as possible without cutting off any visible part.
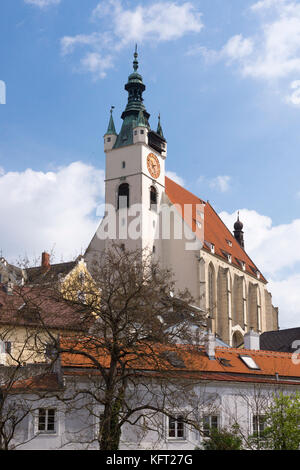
[4,342,11,354]
[253,415,266,437]
[168,415,185,439]
[203,415,219,437]
[38,409,56,433]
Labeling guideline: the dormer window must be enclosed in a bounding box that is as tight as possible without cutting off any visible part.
[226,240,232,247]
[236,258,246,271]
[250,266,260,279]
[222,250,232,263]
[210,244,215,254]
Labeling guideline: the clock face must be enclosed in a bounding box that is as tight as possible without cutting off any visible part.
[147,153,160,179]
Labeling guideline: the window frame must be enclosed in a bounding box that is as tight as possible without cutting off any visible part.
[167,414,186,441]
[252,414,267,438]
[37,408,57,435]
[202,414,220,438]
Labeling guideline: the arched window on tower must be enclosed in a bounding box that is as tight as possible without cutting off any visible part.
[118,183,129,209]
[150,186,157,210]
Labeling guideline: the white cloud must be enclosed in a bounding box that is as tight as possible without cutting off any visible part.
[103,0,203,46]
[219,208,300,328]
[191,0,300,105]
[231,0,300,81]
[209,175,231,193]
[80,53,114,79]
[24,0,60,7]
[61,33,112,56]
[61,1,203,79]
[268,274,300,328]
[285,79,300,105]
[221,35,254,61]
[0,162,104,263]
[166,171,185,187]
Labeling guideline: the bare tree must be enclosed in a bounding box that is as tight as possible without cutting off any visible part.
[36,244,208,450]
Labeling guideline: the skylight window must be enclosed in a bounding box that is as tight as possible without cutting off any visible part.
[239,355,260,370]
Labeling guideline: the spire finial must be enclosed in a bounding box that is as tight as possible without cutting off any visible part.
[110,105,115,115]
[133,44,138,72]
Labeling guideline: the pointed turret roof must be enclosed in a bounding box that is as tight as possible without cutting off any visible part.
[105,106,117,136]
[157,113,164,138]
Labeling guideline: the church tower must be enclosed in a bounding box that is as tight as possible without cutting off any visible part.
[103,48,167,254]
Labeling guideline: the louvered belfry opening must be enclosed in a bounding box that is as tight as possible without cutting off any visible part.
[118,183,129,209]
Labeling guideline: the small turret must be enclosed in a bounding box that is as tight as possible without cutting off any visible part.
[234,212,245,249]
[133,109,148,145]
[104,106,118,152]
[157,113,164,138]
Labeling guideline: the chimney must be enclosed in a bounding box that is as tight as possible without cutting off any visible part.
[41,252,50,269]
[206,330,216,360]
[244,329,260,350]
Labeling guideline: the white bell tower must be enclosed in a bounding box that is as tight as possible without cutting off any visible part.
[93,48,168,256]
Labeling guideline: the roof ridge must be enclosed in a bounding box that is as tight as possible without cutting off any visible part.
[206,201,266,282]
[215,346,294,357]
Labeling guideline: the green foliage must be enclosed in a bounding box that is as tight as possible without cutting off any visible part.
[202,425,243,450]
[263,392,300,450]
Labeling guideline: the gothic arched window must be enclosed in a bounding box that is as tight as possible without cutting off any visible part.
[150,186,157,210]
[208,263,215,316]
[118,183,129,209]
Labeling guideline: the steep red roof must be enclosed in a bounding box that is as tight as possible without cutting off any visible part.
[165,176,266,283]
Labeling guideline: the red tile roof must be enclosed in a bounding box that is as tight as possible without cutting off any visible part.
[8,373,61,393]
[165,176,266,283]
[0,284,88,330]
[60,339,300,385]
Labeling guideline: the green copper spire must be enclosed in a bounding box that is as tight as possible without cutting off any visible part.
[105,106,117,136]
[157,113,164,138]
[114,47,150,149]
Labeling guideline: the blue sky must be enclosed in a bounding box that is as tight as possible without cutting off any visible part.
[1,0,300,327]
